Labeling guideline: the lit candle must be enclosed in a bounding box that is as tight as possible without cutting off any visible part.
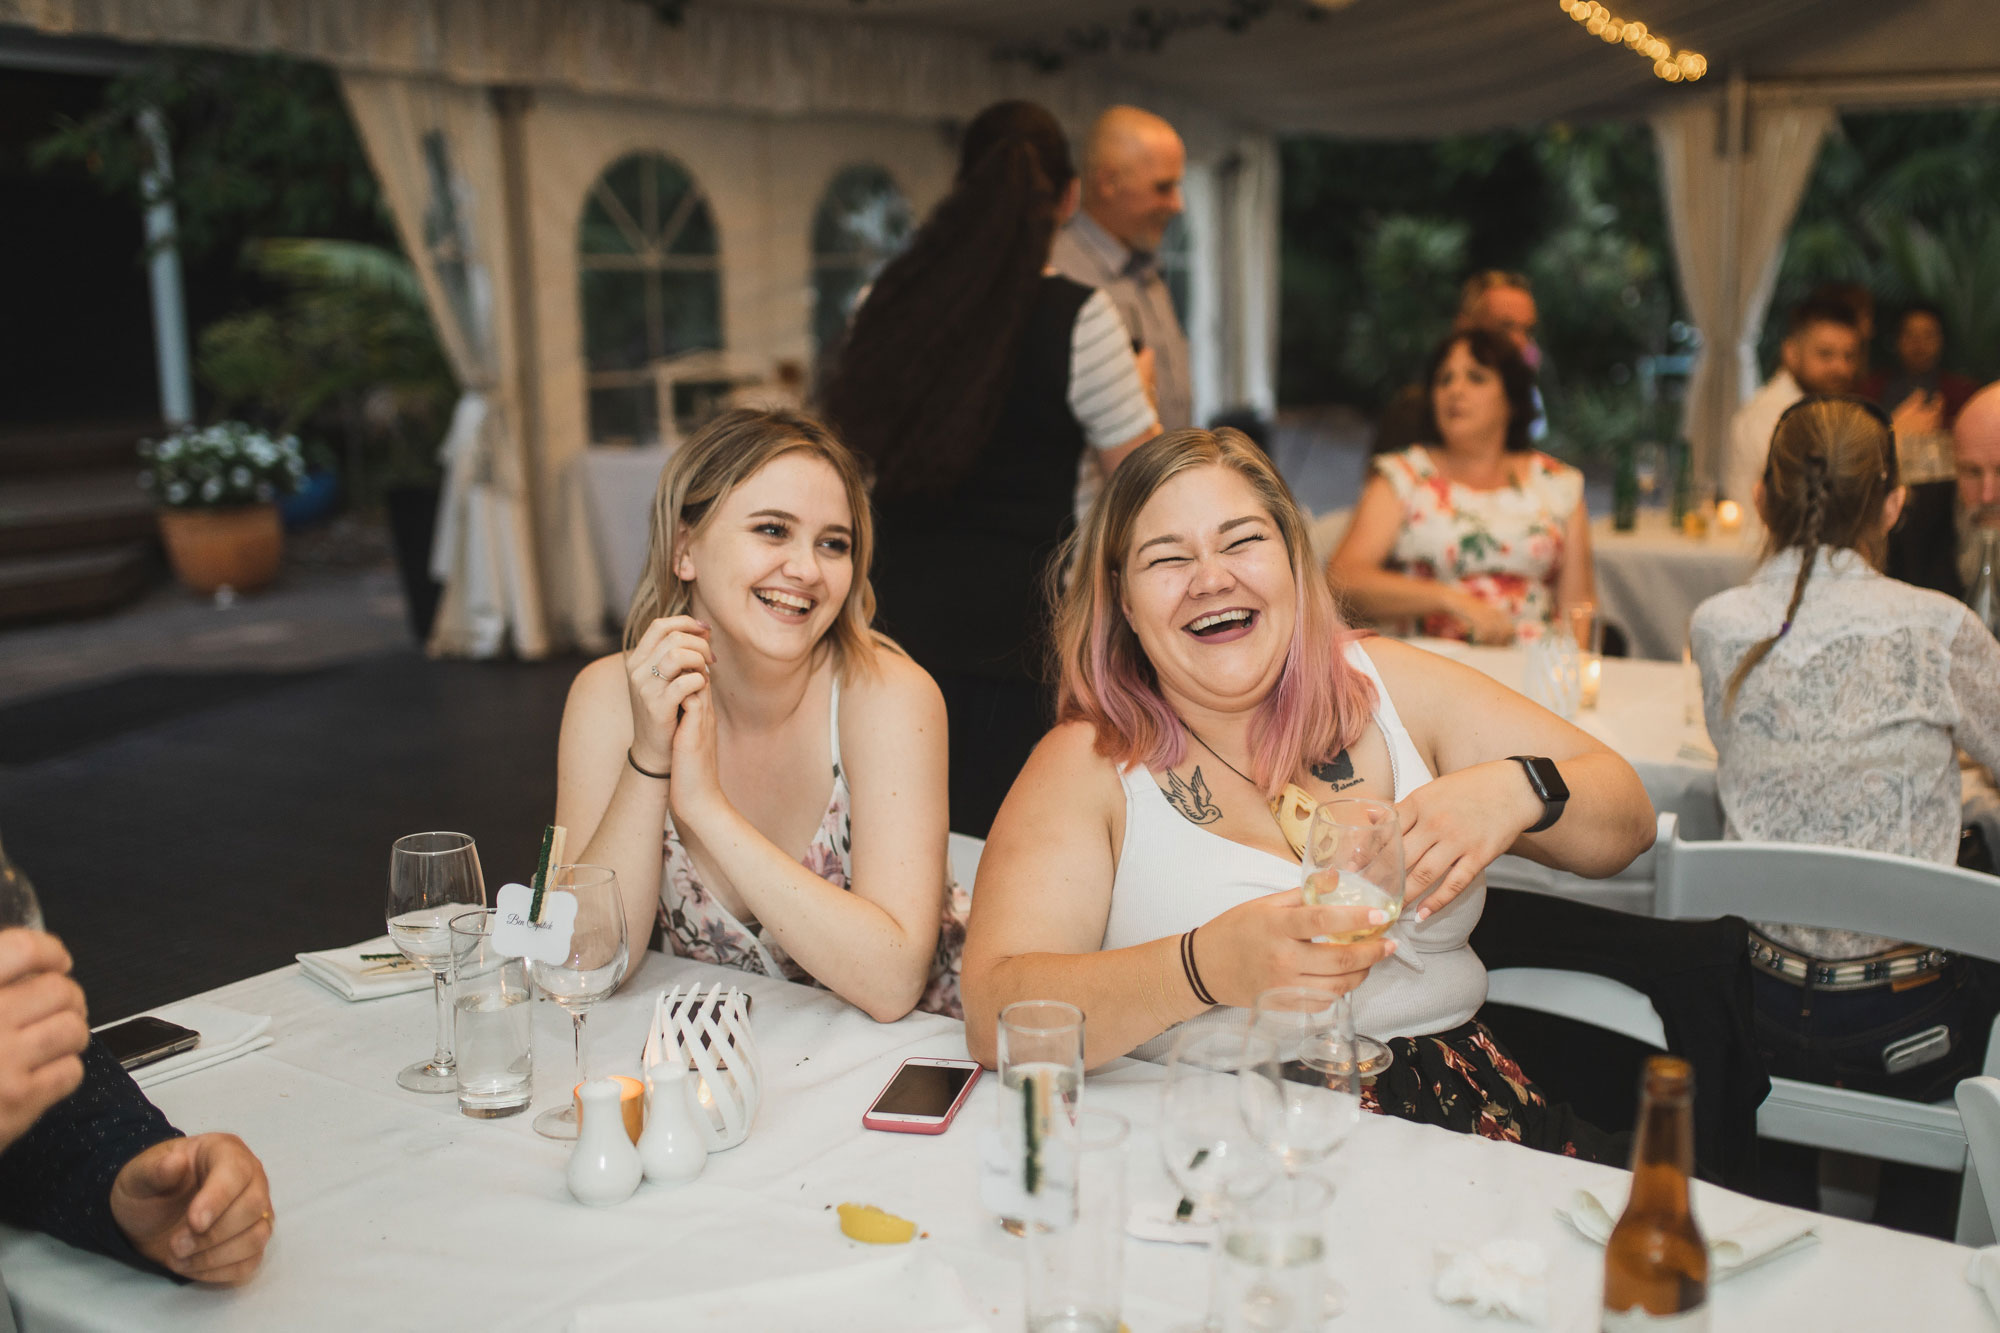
[1580,656,1603,710]
[1715,499,1743,535]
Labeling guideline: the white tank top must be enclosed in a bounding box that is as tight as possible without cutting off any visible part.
[1103,642,1487,1061]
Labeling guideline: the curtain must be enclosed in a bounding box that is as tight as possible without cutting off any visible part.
[339,72,550,659]
[1654,96,1833,492]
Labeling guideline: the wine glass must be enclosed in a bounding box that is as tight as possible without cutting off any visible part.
[386,831,488,1093]
[0,834,44,931]
[1160,1017,1280,1333]
[1242,988,1363,1318]
[1299,798,1405,1077]
[531,864,630,1140]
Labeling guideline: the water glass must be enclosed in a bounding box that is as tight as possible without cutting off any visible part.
[386,831,487,1093]
[1023,1108,1129,1333]
[996,1000,1085,1233]
[530,865,629,1140]
[1217,1176,1335,1332]
[1242,989,1362,1176]
[448,908,532,1118]
[1524,627,1581,719]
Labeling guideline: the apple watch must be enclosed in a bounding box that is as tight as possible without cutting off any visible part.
[1509,755,1568,833]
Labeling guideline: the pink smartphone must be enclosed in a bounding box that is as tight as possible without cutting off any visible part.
[861,1056,983,1134]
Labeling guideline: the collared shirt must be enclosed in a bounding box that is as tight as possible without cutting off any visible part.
[1051,210,1192,433]
[1721,368,1801,507]
[1691,547,2000,959]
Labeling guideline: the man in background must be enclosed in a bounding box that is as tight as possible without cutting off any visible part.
[1052,105,1190,433]
[1953,384,2000,596]
[0,927,273,1321]
[1720,296,1865,507]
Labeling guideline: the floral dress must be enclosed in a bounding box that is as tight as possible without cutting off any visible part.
[658,677,970,1017]
[1378,445,1583,639]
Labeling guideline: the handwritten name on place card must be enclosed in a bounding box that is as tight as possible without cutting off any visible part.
[492,882,577,963]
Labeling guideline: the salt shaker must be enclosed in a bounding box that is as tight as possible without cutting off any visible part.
[637,1066,708,1185]
[567,1078,643,1206]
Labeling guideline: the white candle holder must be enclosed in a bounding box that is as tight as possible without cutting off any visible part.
[641,983,762,1151]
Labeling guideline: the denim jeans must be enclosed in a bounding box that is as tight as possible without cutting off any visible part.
[1752,957,1999,1104]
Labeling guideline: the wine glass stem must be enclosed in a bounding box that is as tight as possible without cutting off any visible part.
[429,969,454,1071]
[571,1009,589,1087]
[1202,1196,1228,1332]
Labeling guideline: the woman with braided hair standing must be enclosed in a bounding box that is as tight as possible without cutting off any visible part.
[1691,396,2000,1226]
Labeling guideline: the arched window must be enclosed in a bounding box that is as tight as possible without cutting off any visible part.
[809,165,913,369]
[578,152,722,446]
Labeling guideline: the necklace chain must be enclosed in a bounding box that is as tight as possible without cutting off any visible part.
[1182,723,1258,790]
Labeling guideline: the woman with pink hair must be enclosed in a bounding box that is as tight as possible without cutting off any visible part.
[960,428,1655,1156]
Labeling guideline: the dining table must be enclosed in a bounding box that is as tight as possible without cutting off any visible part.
[1590,511,1761,662]
[2,952,1988,1332]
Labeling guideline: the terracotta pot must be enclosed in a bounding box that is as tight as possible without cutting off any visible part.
[156,504,284,594]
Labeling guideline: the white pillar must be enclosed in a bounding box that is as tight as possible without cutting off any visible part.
[138,106,193,428]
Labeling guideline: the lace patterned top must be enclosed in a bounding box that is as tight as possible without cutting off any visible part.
[1691,547,2000,959]
[659,676,970,1016]
[1376,446,1583,639]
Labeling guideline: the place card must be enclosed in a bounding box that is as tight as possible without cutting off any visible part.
[492,881,576,963]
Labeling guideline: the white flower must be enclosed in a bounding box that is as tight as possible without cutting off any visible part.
[231,467,252,488]
[201,478,223,502]
[166,482,190,504]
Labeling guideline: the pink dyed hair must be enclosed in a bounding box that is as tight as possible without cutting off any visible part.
[1050,428,1376,792]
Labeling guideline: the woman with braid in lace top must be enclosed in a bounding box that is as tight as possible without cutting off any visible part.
[1690,397,2000,1114]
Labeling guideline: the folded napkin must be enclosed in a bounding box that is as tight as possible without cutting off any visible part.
[297,935,434,1001]
[96,1001,273,1090]
[1556,1187,1818,1279]
[1433,1239,1548,1324]
[566,1253,985,1333]
[1969,1246,2000,1319]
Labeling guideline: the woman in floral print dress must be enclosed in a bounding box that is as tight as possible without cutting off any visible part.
[1329,328,1595,645]
[554,409,966,1020]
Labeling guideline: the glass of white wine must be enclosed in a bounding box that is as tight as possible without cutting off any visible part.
[1299,798,1404,1076]
[531,864,630,1140]
[386,831,488,1093]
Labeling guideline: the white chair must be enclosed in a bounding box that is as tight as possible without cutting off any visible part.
[948,832,985,897]
[1654,828,2000,1244]
[1955,1075,2000,1246]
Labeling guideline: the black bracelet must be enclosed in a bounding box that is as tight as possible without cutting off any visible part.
[626,748,671,781]
[1181,929,1219,1007]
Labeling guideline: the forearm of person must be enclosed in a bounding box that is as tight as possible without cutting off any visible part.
[1509,752,1655,877]
[1333,563,1472,624]
[685,804,935,1022]
[965,936,1206,1071]
[570,768,672,983]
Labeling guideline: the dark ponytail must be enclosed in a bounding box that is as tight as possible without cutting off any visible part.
[1723,399,1897,713]
[819,101,1075,500]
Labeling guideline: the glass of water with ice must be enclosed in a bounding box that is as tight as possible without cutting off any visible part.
[447,908,531,1118]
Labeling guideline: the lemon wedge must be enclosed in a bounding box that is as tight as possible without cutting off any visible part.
[837,1202,917,1245]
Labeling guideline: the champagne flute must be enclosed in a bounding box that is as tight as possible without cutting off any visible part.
[1242,988,1363,1318]
[1299,798,1404,1077]
[1160,1017,1280,1333]
[386,831,487,1093]
[531,864,629,1140]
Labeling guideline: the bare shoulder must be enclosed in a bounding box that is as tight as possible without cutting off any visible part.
[840,642,945,727]
[1016,720,1124,809]
[566,652,631,724]
[1355,635,1499,724]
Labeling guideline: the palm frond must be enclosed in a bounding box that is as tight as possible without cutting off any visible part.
[245,238,428,309]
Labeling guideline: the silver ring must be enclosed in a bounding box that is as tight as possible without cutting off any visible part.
[649,665,665,680]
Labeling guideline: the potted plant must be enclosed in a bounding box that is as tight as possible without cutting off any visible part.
[140,421,306,594]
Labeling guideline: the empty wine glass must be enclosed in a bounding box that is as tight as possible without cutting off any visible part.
[0,834,43,931]
[531,864,630,1140]
[1243,988,1363,1318]
[386,831,487,1093]
[1161,1017,1279,1333]
[1300,798,1405,1077]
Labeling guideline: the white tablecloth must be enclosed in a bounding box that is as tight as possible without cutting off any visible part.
[1592,513,1760,662]
[2,955,1986,1332]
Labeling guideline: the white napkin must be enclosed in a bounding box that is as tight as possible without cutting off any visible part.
[1433,1239,1549,1324]
[1968,1246,2000,1319]
[96,1001,273,1089]
[296,935,433,1001]
[1556,1186,1818,1279]
[565,1253,985,1333]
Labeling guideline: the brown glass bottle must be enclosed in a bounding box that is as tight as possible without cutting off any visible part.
[1602,1055,1709,1330]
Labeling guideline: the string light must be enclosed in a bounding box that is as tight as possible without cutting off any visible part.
[1557,0,1705,82]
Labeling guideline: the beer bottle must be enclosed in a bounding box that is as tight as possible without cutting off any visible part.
[1602,1055,1708,1330]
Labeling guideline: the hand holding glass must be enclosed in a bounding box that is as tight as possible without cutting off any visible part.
[531,865,629,1140]
[386,831,487,1093]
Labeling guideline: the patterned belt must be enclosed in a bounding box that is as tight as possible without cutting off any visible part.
[1748,932,1951,993]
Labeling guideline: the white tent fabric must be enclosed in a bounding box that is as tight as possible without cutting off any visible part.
[1653,93,1834,493]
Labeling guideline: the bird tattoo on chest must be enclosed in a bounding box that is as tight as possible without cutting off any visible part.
[1163,766,1223,825]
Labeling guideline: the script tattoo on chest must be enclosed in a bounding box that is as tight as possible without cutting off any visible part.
[1310,749,1364,792]
[1163,767,1222,825]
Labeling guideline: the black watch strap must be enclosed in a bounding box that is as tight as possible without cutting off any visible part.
[1510,755,1569,834]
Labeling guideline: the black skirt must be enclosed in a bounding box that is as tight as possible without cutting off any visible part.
[1362,1019,1625,1165]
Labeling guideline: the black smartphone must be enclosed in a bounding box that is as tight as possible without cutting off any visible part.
[95,1016,201,1071]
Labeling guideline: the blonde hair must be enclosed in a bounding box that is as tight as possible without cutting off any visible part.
[1723,398,1898,712]
[1051,428,1375,794]
[623,408,878,672]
